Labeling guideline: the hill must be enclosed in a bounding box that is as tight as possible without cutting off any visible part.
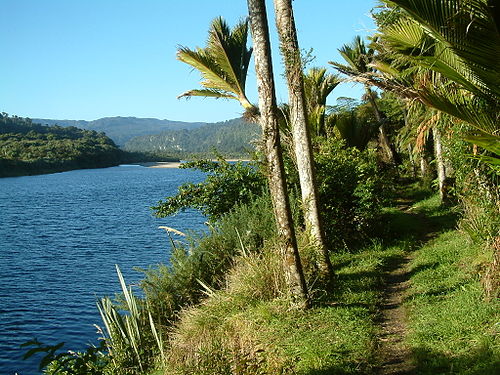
[32,117,208,146]
[0,114,121,177]
[124,118,261,157]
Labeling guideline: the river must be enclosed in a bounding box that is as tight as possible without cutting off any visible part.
[0,165,206,375]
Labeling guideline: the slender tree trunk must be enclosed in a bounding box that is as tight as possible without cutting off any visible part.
[432,127,447,203]
[408,144,417,178]
[365,87,397,164]
[272,0,333,278]
[247,0,309,308]
[419,146,433,189]
[402,106,417,178]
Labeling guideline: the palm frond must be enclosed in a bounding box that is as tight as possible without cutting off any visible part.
[176,17,254,109]
[385,0,500,98]
[177,47,238,96]
[177,89,238,100]
[207,17,253,104]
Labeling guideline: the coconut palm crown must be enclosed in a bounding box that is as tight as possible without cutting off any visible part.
[177,17,255,111]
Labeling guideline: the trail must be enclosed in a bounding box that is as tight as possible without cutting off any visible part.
[375,252,415,375]
[374,201,440,375]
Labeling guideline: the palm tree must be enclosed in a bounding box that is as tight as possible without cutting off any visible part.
[178,13,309,307]
[327,108,376,150]
[273,0,333,278]
[303,67,341,138]
[357,0,499,173]
[330,36,398,164]
[177,17,256,113]
[247,0,309,307]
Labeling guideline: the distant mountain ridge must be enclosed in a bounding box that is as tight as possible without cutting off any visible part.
[32,116,208,146]
[124,118,260,157]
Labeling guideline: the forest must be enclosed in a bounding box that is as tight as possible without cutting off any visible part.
[25,0,499,374]
[124,118,260,158]
[0,114,178,177]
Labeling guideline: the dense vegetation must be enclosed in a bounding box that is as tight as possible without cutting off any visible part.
[0,114,178,177]
[0,114,122,177]
[25,0,499,374]
[124,118,260,158]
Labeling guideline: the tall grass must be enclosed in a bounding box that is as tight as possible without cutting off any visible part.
[163,238,386,375]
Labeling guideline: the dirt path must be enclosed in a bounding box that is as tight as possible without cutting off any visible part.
[375,253,415,375]
[374,199,444,375]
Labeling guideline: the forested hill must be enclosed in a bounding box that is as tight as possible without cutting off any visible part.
[0,114,123,177]
[33,117,208,146]
[124,118,260,157]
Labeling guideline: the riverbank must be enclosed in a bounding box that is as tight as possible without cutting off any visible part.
[136,161,182,168]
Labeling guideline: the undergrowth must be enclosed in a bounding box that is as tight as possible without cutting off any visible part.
[163,239,400,375]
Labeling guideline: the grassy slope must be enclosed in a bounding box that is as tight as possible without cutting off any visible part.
[154,190,499,374]
[404,196,500,374]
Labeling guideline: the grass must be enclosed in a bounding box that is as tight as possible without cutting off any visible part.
[162,241,392,375]
[137,186,499,374]
[405,225,500,374]
[27,165,497,375]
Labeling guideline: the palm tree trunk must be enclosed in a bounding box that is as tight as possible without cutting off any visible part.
[408,144,417,178]
[432,127,448,203]
[419,147,433,189]
[247,0,309,308]
[272,0,333,278]
[365,87,397,164]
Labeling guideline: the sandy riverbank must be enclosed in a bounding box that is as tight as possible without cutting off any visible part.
[138,161,182,168]
[137,159,251,168]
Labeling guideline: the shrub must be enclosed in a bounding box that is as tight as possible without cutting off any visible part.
[152,157,266,221]
[314,138,387,247]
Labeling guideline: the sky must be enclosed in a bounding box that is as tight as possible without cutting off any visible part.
[1,0,378,123]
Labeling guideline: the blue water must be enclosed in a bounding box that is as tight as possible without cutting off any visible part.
[0,165,206,375]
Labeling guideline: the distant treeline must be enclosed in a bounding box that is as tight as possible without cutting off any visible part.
[124,118,260,158]
[0,113,178,177]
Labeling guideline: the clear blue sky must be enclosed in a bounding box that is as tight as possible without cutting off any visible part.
[1,0,377,123]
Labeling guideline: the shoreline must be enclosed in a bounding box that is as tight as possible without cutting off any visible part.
[135,159,252,169]
[135,161,182,168]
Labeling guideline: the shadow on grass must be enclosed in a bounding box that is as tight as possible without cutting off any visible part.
[302,348,500,375]
[379,205,459,245]
[412,346,500,375]
[304,366,372,375]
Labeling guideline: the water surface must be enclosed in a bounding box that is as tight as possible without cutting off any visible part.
[0,165,206,374]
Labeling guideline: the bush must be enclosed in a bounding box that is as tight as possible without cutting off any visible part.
[314,138,387,247]
[152,158,266,221]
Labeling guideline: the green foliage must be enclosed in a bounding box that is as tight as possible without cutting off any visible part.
[33,116,208,146]
[153,157,266,220]
[21,339,109,375]
[441,122,500,242]
[162,227,413,375]
[406,230,500,374]
[97,266,161,375]
[143,194,276,325]
[314,138,387,247]
[374,0,500,172]
[0,114,122,177]
[176,17,254,111]
[99,195,276,374]
[326,106,377,150]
